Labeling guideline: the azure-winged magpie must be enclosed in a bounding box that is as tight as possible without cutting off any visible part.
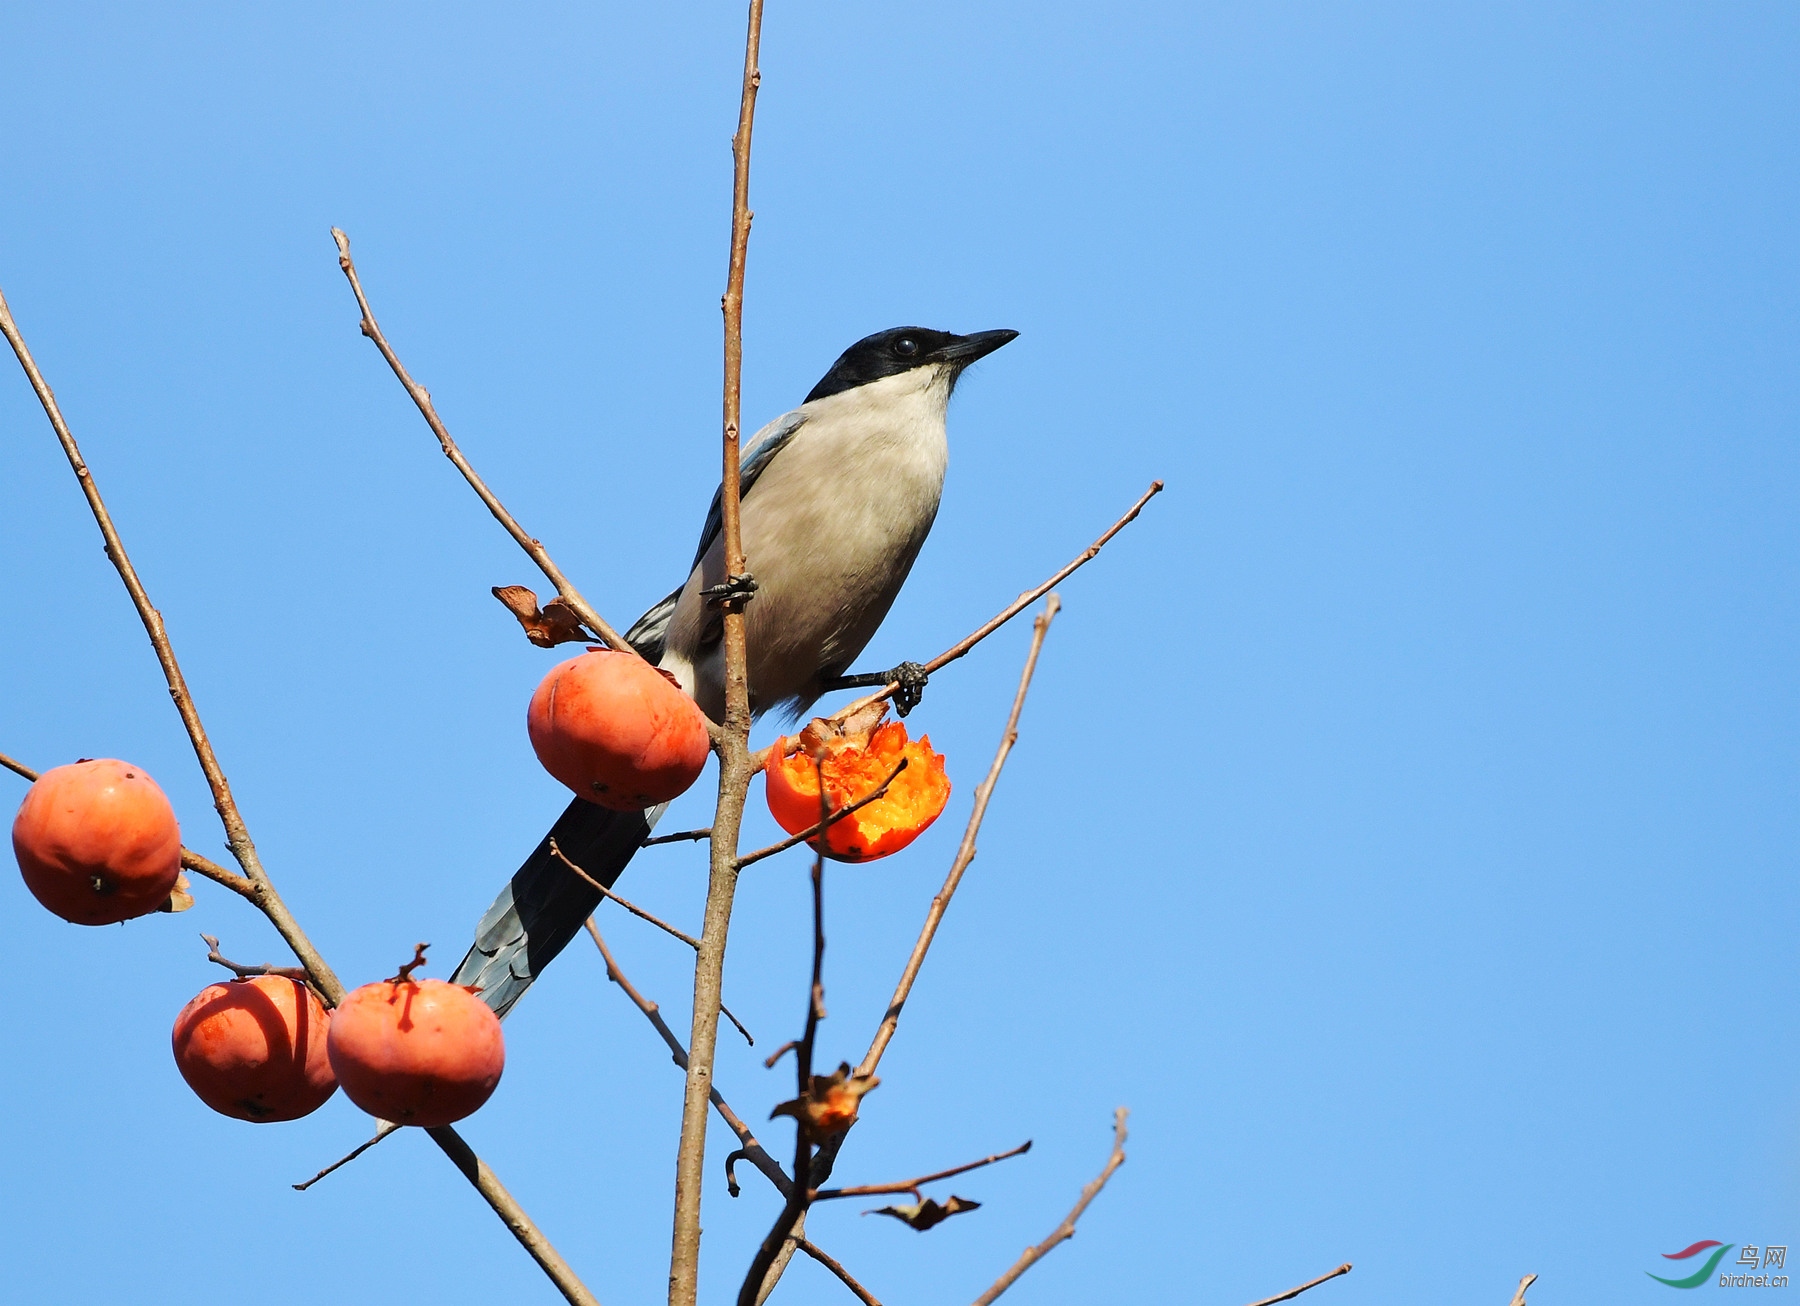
[453,325,1017,1016]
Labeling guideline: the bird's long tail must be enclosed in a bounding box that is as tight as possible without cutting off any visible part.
[451,797,653,1018]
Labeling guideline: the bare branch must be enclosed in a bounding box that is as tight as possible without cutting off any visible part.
[426,1124,603,1306]
[555,843,752,1043]
[552,838,700,948]
[669,0,767,1299]
[585,919,790,1197]
[1243,1263,1354,1306]
[643,827,713,848]
[0,284,598,1306]
[734,757,908,868]
[0,750,38,783]
[721,1002,756,1048]
[200,933,309,982]
[792,1237,883,1306]
[181,849,258,900]
[1506,1274,1537,1306]
[328,228,632,657]
[859,596,1059,1079]
[738,762,833,1306]
[970,1109,1128,1306]
[830,484,1157,722]
[814,1140,1031,1201]
[293,1122,400,1191]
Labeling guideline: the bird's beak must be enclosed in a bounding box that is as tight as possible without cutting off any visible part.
[928,329,1019,366]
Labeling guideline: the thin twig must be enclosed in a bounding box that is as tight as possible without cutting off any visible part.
[970,1108,1128,1306]
[328,228,632,657]
[200,933,309,982]
[829,485,1158,722]
[859,596,1059,1079]
[734,757,908,867]
[1506,1273,1537,1306]
[1,750,259,901]
[552,838,700,948]
[721,1003,756,1047]
[669,1,766,1300]
[585,919,790,1197]
[0,285,599,1306]
[1244,1263,1354,1306]
[293,1122,400,1190]
[814,1140,1031,1201]
[792,1237,883,1306]
[643,827,713,847]
[554,842,753,1043]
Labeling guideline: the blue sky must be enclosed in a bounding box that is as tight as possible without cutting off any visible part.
[2,3,1796,1303]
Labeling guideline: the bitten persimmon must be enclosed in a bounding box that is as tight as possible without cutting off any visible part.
[527,649,710,810]
[327,976,504,1127]
[171,975,337,1122]
[12,758,182,925]
[765,713,950,862]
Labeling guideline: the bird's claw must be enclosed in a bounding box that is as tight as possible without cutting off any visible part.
[702,572,758,611]
[887,661,929,717]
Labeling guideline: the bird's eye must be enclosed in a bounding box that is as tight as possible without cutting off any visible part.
[894,337,919,357]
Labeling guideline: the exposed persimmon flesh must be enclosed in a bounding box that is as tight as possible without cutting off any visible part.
[765,720,949,862]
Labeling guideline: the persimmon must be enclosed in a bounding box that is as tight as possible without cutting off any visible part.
[171,975,337,1122]
[528,649,710,810]
[765,714,950,862]
[327,969,504,1127]
[12,758,182,925]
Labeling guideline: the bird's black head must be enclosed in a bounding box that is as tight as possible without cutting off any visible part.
[804,326,1018,404]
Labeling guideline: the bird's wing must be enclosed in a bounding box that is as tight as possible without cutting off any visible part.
[624,409,807,666]
[689,408,808,572]
[623,585,682,664]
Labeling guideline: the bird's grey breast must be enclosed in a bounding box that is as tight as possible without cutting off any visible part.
[665,368,953,717]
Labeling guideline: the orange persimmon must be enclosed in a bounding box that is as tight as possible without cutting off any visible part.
[171,976,337,1122]
[528,649,710,810]
[12,758,182,925]
[327,976,504,1127]
[765,716,949,862]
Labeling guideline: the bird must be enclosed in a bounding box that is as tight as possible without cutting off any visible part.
[452,325,1018,1017]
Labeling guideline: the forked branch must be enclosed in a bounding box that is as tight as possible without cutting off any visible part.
[0,283,599,1306]
[585,919,790,1197]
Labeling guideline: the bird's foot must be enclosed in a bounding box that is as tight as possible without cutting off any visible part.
[886,661,929,716]
[823,660,930,716]
[702,572,758,611]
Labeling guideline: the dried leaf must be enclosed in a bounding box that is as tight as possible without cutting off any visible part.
[158,872,194,914]
[492,585,589,647]
[795,701,890,757]
[869,1195,981,1231]
[770,1061,879,1140]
